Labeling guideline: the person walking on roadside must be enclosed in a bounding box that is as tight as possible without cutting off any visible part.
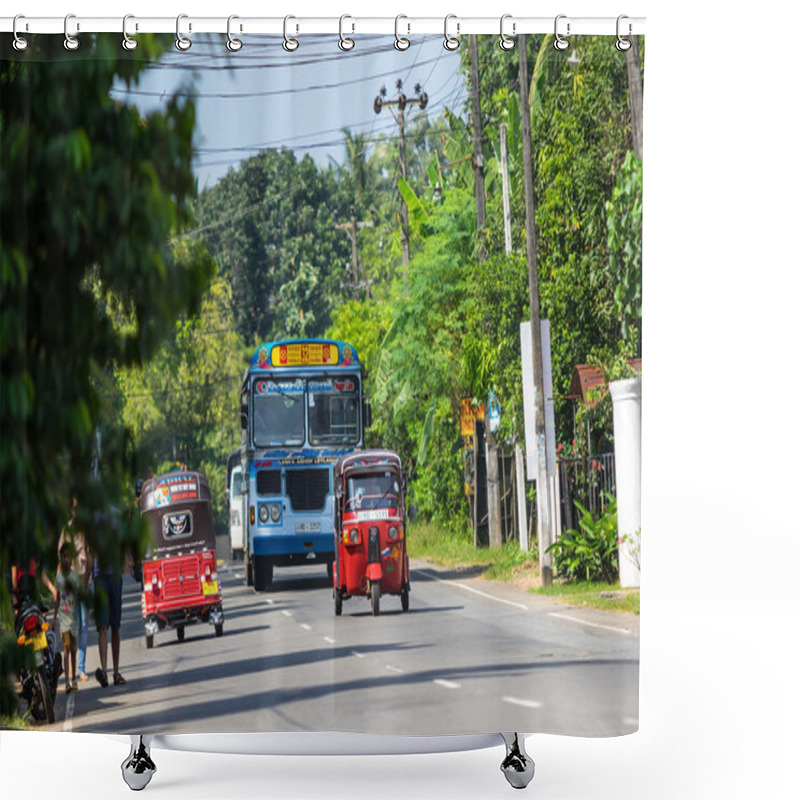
[91,512,127,688]
[58,496,91,682]
[55,542,80,694]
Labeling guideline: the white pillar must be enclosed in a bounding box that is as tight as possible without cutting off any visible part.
[610,378,642,588]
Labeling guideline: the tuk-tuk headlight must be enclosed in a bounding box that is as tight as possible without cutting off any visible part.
[269,503,281,522]
[258,504,269,524]
[344,528,360,545]
[388,526,399,540]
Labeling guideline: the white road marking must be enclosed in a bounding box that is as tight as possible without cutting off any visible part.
[281,610,293,617]
[63,692,75,732]
[265,598,274,605]
[548,612,631,635]
[434,679,461,689]
[324,637,336,644]
[503,696,543,709]
[300,623,312,631]
[386,665,404,673]
[416,568,528,610]
[351,650,364,658]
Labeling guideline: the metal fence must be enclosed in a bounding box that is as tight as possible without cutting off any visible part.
[557,453,616,535]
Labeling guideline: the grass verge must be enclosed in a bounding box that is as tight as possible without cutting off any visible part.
[408,519,639,614]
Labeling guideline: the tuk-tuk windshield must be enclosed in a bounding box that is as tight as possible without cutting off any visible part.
[345,471,400,511]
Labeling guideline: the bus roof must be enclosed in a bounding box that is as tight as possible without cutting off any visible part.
[248,338,360,372]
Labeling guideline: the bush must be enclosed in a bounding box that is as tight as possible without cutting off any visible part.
[547,494,618,583]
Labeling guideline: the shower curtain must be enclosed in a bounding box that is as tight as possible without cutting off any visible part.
[1,17,642,748]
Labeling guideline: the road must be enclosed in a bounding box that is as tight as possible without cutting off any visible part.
[46,559,639,737]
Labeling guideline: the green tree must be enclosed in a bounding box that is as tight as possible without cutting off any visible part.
[1,34,213,618]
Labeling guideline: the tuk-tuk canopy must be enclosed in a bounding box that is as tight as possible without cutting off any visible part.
[334,450,402,483]
[140,471,215,554]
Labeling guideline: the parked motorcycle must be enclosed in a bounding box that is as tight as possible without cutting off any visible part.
[14,591,60,724]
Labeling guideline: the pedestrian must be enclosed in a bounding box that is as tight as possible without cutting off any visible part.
[58,496,91,682]
[91,511,127,688]
[55,542,80,693]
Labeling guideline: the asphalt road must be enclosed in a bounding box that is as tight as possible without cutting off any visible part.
[46,559,639,737]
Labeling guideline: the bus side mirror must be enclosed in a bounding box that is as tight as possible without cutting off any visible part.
[363,399,372,429]
[240,404,248,430]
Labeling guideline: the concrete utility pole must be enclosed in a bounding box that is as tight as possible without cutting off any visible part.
[334,205,373,298]
[625,36,644,159]
[468,35,502,550]
[374,79,428,267]
[500,121,530,553]
[519,34,553,586]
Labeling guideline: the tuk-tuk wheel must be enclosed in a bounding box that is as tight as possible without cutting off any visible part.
[334,589,343,616]
[177,626,185,643]
[370,582,380,616]
[401,586,410,612]
[145,634,154,650]
[215,624,223,637]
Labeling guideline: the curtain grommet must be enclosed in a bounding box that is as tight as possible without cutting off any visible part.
[499,14,516,51]
[554,14,570,51]
[176,14,192,51]
[63,14,80,51]
[443,14,460,51]
[283,15,299,52]
[339,15,355,51]
[122,15,138,51]
[12,15,29,51]
[616,15,632,51]
[394,15,410,51]
[226,15,243,52]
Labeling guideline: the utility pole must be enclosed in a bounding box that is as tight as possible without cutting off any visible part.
[374,79,428,268]
[500,121,530,554]
[519,34,553,586]
[625,36,644,159]
[468,35,502,550]
[334,205,373,298]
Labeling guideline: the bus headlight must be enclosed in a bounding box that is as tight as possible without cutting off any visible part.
[258,504,269,524]
[269,503,281,522]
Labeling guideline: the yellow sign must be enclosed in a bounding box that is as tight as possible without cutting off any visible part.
[271,342,339,367]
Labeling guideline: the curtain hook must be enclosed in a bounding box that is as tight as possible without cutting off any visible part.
[554,14,570,51]
[283,15,299,51]
[339,15,355,51]
[499,14,516,51]
[443,14,459,51]
[616,15,632,51]
[227,15,243,51]
[63,13,80,51]
[394,15,410,51]
[12,14,28,51]
[176,14,192,51]
[122,15,138,51]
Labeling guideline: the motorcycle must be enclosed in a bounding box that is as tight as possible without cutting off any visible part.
[14,591,61,724]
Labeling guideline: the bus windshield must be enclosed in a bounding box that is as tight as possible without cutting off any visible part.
[308,376,360,446]
[253,379,304,447]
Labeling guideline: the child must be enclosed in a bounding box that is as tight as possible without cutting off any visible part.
[55,543,80,693]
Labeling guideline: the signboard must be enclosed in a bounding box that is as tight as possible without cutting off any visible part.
[272,342,338,367]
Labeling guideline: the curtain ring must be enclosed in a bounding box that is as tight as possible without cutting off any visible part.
[615,15,632,51]
[122,15,138,51]
[176,14,192,51]
[443,14,459,51]
[283,15,299,51]
[554,14,570,51]
[64,13,80,51]
[227,15,243,51]
[499,14,515,51]
[12,15,28,51]
[394,15,410,51]
[339,15,355,51]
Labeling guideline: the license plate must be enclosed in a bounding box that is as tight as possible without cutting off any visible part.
[202,580,218,595]
[32,631,48,651]
[295,522,321,534]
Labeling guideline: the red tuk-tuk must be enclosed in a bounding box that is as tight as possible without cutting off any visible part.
[333,450,410,616]
[140,471,224,648]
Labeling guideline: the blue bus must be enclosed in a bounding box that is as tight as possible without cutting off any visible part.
[239,339,370,590]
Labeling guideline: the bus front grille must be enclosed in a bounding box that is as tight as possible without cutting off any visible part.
[256,469,281,496]
[285,469,329,512]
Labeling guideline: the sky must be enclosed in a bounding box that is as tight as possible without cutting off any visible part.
[113,34,466,190]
